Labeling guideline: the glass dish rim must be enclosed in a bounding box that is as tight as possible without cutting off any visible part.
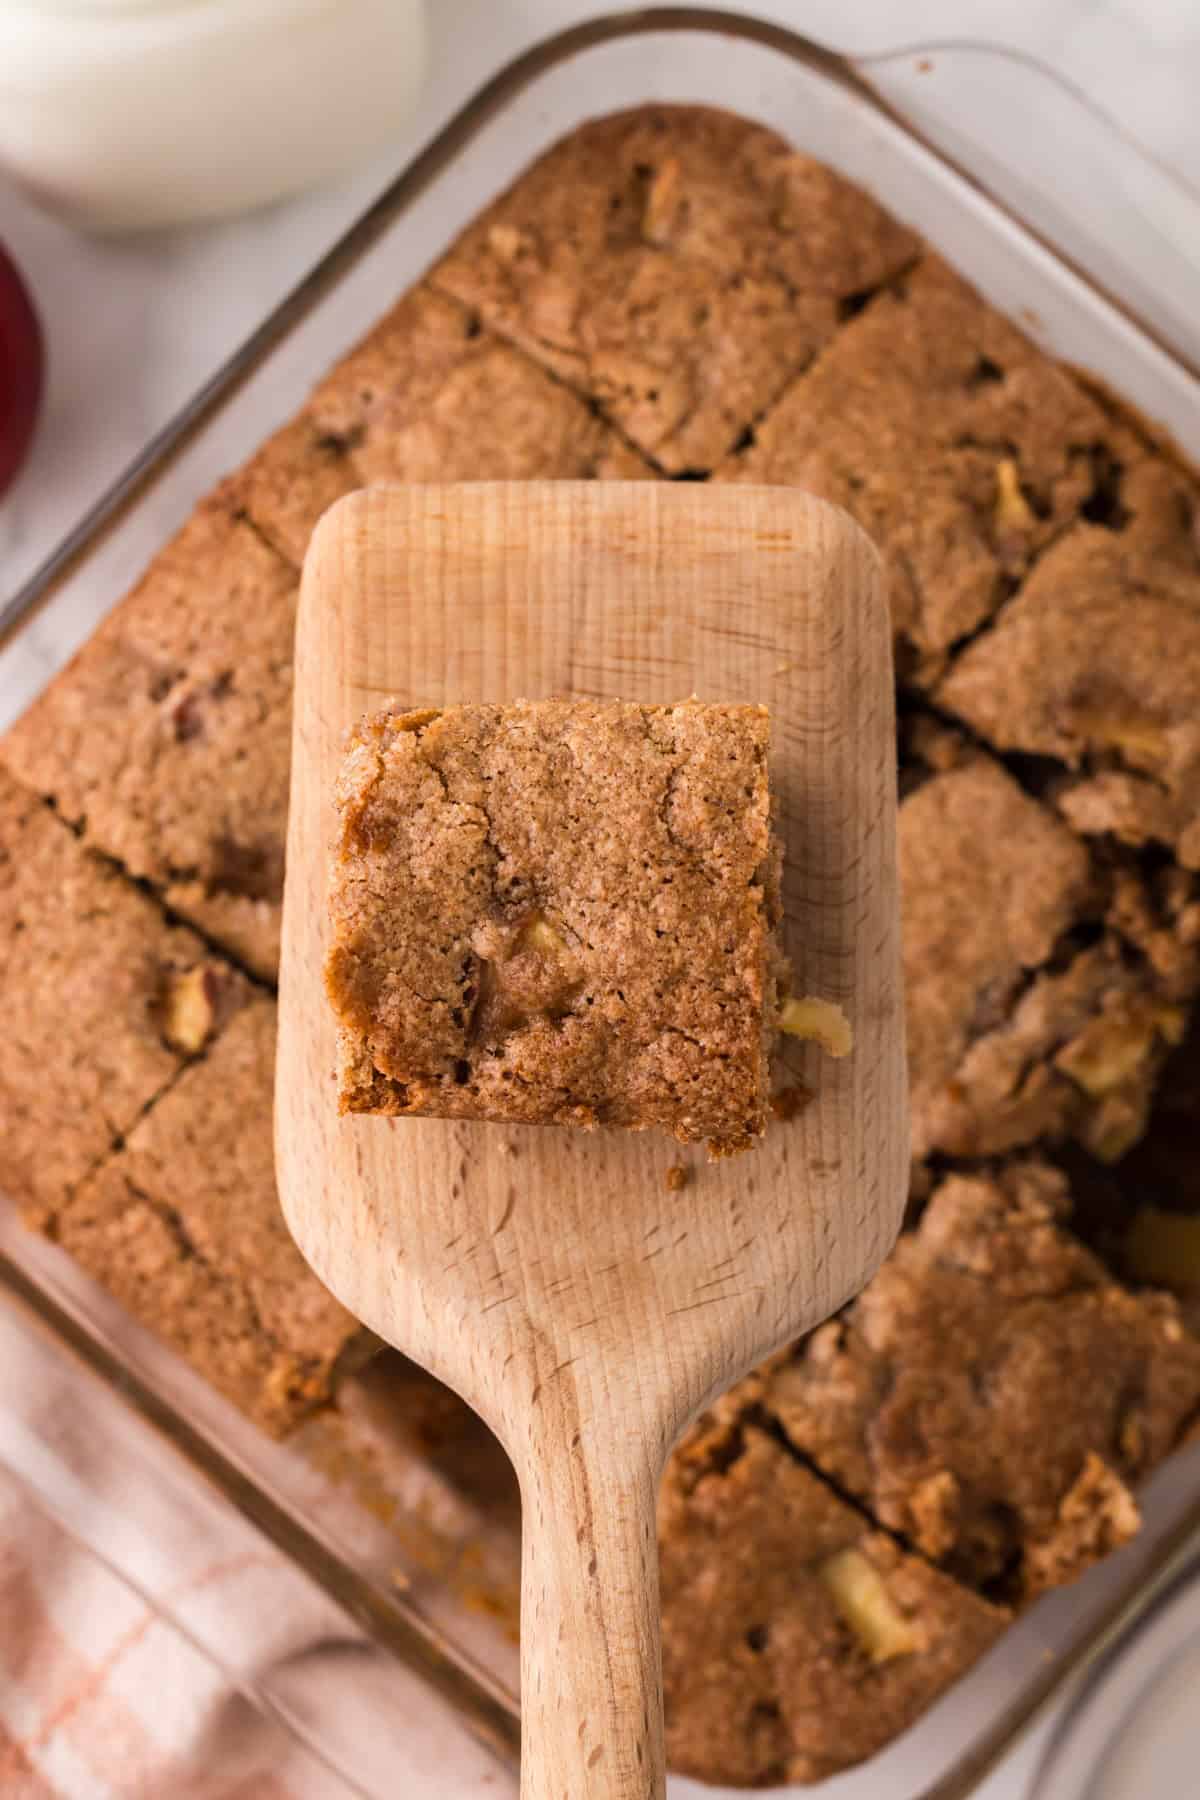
[3,9,1200,1796]
[1026,1549,1200,1800]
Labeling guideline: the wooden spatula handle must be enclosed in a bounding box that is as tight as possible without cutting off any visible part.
[520,1431,665,1798]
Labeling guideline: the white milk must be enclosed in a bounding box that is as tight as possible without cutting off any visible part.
[0,0,428,231]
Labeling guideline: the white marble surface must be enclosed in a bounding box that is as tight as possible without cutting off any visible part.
[0,3,1198,1797]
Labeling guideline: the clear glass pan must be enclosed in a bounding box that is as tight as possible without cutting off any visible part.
[1029,1555,1200,1800]
[2,12,1199,1797]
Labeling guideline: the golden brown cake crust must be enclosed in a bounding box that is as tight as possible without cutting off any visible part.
[216,415,361,568]
[55,997,367,1434]
[1,501,297,980]
[898,751,1196,1163]
[659,1420,1009,1786]
[722,257,1133,676]
[938,453,1200,865]
[0,767,248,1226]
[223,285,655,579]
[433,104,918,472]
[326,700,783,1151]
[758,1161,1200,1600]
[308,284,654,490]
[901,755,1091,1156]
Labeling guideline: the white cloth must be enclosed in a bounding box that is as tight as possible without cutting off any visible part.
[0,1286,515,1800]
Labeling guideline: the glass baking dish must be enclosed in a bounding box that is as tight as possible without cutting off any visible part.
[3,12,1200,1797]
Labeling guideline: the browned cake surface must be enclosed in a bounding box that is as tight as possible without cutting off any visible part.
[306,284,654,489]
[433,105,918,472]
[215,414,361,569]
[3,100,1200,1788]
[326,700,784,1152]
[0,766,248,1226]
[55,997,367,1434]
[899,748,1196,1164]
[757,1160,1200,1601]
[939,451,1200,864]
[2,502,298,980]
[720,257,1132,681]
[223,285,654,570]
[660,1418,1009,1786]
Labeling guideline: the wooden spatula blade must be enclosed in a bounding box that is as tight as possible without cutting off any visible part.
[278,482,906,1800]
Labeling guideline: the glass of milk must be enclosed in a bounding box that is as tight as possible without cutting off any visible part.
[0,0,429,231]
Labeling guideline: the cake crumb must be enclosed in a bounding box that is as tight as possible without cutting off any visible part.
[665,1164,690,1192]
[771,1084,814,1123]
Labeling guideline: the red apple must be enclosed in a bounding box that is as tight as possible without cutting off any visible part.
[0,241,43,499]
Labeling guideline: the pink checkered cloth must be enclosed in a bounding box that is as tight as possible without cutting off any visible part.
[0,1233,514,1800]
[0,1404,510,1800]
[0,1464,357,1799]
[0,1459,511,1800]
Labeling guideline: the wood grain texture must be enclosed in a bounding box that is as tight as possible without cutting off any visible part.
[277,483,907,1798]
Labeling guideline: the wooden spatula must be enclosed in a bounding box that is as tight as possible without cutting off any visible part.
[277,482,907,1799]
